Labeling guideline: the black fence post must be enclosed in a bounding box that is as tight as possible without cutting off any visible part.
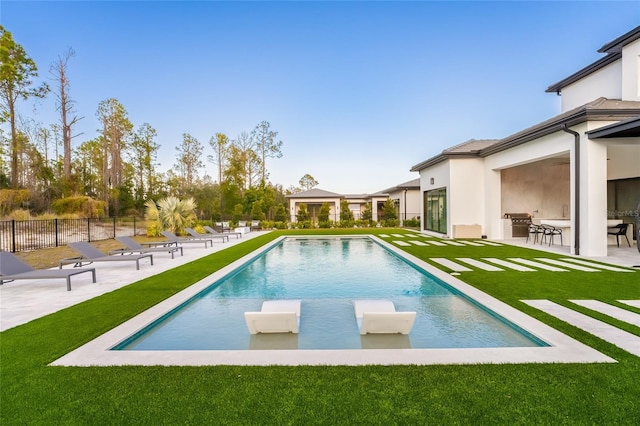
[133,216,136,236]
[88,218,91,242]
[55,218,59,247]
[11,219,16,253]
[112,217,116,238]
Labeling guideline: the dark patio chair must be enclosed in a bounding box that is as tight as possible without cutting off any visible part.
[540,225,562,247]
[526,223,543,244]
[607,223,630,247]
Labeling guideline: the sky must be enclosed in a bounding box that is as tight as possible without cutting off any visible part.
[2,1,639,194]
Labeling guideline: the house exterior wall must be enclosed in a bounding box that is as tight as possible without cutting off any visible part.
[387,188,421,223]
[560,62,621,112]
[449,158,485,236]
[581,133,609,256]
[418,161,450,233]
[621,38,640,101]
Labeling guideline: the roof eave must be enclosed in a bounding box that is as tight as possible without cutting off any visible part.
[545,52,620,94]
[480,108,640,156]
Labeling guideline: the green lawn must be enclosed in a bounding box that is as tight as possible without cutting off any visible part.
[2,229,639,425]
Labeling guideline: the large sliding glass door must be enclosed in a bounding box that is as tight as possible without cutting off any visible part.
[424,188,447,233]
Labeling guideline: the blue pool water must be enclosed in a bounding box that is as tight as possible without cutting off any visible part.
[116,237,545,350]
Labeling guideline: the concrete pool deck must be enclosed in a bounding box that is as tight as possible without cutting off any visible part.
[0,231,269,332]
[42,235,622,367]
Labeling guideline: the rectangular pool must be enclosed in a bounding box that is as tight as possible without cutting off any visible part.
[51,235,615,366]
[116,236,544,350]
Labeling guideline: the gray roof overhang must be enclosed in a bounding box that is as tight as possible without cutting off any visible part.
[586,116,640,139]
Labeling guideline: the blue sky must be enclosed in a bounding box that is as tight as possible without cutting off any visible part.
[2,1,639,194]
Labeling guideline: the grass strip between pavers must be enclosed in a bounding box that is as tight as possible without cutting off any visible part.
[2,229,640,425]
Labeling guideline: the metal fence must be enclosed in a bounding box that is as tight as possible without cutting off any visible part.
[0,217,146,252]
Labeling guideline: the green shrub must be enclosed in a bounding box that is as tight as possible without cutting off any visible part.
[51,196,105,218]
[0,189,31,217]
[338,219,354,228]
[404,217,420,227]
[6,208,31,220]
[382,218,399,227]
[274,204,288,222]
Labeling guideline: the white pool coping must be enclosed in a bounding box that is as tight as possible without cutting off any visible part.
[51,235,616,366]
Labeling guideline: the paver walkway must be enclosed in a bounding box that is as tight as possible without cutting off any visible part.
[523,299,640,357]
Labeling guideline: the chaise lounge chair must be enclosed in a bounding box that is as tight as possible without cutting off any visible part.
[203,225,241,239]
[110,236,183,259]
[353,300,416,335]
[60,241,153,270]
[244,300,301,334]
[250,220,262,231]
[159,230,214,248]
[1,251,96,291]
[185,227,229,243]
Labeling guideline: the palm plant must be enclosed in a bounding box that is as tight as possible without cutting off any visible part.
[145,196,197,236]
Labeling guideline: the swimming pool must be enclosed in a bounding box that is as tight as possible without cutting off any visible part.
[115,236,544,351]
[52,234,615,366]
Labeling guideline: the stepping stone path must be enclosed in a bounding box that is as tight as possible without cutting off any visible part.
[523,299,640,357]
[569,300,640,327]
[378,235,634,274]
[456,258,504,271]
[429,258,472,272]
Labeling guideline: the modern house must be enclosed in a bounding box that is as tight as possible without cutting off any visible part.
[380,178,421,225]
[411,25,640,257]
[285,180,421,225]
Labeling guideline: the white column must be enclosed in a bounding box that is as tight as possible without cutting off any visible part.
[484,168,502,239]
[579,139,608,256]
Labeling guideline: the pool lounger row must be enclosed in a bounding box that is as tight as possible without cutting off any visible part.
[244,299,416,335]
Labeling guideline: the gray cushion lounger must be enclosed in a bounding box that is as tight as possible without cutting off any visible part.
[0,251,96,291]
[186,227,229,243]
[60,241,153,270]
[110,236,183,259]
[203,225,241,239]
[160,230,213,248]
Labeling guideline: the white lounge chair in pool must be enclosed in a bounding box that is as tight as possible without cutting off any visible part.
[353,300,416,335]
[244,300,301,334]
[0,251,96,291]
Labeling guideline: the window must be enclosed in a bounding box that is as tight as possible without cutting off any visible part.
[424,188,447,233]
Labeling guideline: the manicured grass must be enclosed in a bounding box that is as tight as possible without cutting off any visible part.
[2,229,639,424]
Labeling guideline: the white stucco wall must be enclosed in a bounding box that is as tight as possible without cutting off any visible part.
[560,61,622,112]
[449,158,485,233]
[388,188,421,223]
[418,161,450,233]
[621,38,640,101]
[581,135,609,256]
